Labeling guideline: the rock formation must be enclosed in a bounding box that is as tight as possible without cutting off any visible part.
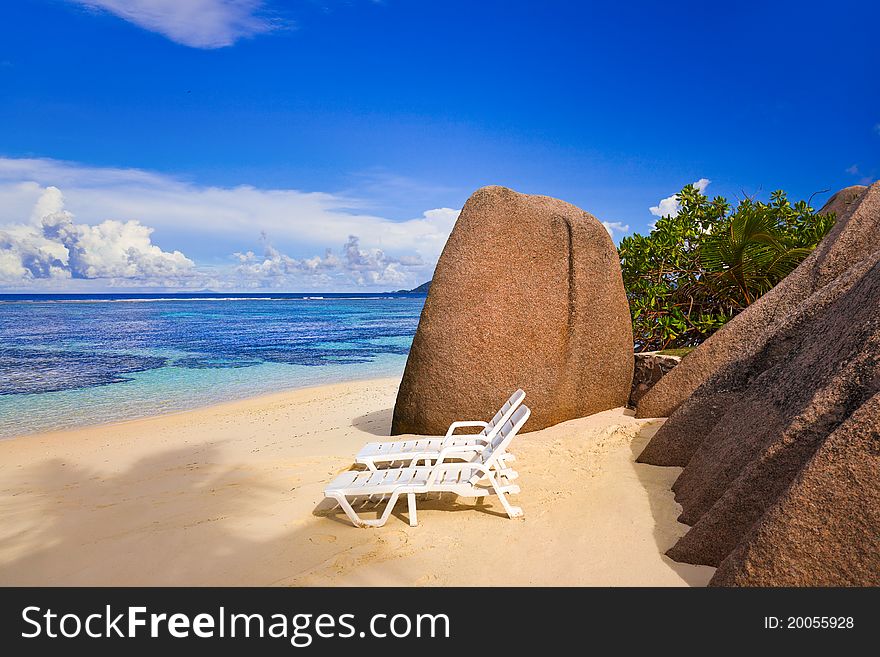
[392,185,633,434]
[629,351,682,407]
[712,392,880,586]
[635,184,870,419]
[637,182,880,586]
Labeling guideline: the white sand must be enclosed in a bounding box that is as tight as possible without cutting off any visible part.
[0,378,713,586]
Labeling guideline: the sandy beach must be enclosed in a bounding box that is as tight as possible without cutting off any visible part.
[0,378,713,586]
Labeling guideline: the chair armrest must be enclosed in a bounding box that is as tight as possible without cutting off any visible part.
[445,421,488,436]
[444,421,490,443]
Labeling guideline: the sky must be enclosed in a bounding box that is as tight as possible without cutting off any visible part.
[0,0,878,292]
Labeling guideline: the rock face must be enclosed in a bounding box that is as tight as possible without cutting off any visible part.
[635,184,870,419]
[712,393,880,586]
[629,352,682,408]
[392,186,633,434]
[637,181,880,586]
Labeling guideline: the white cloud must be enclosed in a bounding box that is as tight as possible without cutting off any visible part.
[649,195,681,219]
[875,123,880,136]
[0,157,459,290]
[0,158,458,263]
[846,164,860,175]
[649,177,711,218]
[68,0,278,49]
[0,186,194,284]
[234,234,424,288]
[601,221,629,239]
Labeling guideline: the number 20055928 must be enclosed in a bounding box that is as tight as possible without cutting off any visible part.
[764,617,854,629]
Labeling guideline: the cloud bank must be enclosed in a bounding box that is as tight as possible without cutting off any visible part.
[68,0,279,49]
[649,178,711,218]
[234,234,423,288]
[0,157,459,291]
[0,186,194,284]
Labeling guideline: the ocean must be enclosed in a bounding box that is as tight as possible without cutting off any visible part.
[0,293,426,438]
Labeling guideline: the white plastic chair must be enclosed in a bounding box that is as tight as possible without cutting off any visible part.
[355,389,525,471]
[324,404,530,528]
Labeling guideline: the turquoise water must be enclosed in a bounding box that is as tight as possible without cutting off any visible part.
[0,294,425,437]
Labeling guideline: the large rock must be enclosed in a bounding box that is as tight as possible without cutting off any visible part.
[712,393,880,586]
[391,186,633,434]
[635,182,880,585]
[635,184,870,420]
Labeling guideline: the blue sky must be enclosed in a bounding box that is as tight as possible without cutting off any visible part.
[0,0,878,291]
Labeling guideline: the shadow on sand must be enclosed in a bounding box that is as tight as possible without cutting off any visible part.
[351,408,393,436]
[628,423,715,586]
[0,435,505,586]
[0,416,712,586]
[0,443,298,585]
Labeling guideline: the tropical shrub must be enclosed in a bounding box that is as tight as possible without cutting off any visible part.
[619,184,834,351]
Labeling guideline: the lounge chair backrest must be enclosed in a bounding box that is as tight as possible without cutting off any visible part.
[469,404,530,483]
[481,388,526,437]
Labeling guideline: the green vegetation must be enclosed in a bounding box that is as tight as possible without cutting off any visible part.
[619,184,834,351]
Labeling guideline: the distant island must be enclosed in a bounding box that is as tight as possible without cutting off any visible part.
[394,280,431,294]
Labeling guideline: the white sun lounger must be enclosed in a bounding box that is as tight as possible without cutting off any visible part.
[355,389,526,471]
[325,404,530,528]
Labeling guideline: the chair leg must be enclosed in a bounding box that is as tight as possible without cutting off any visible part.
[487,474,524,519]
[330,493,370,527]
[374,491,403,526]
[407,493,418,527]
[330,491,402,528]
